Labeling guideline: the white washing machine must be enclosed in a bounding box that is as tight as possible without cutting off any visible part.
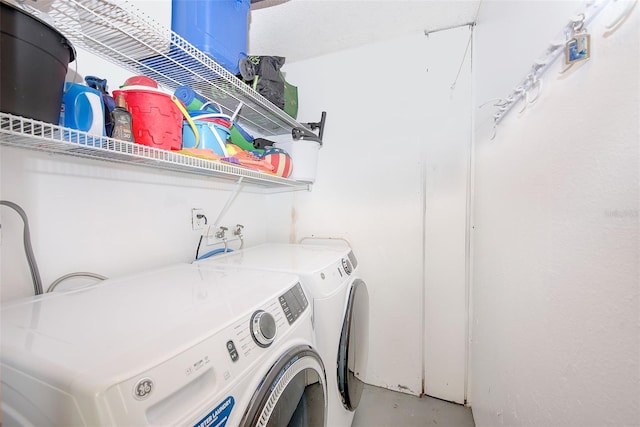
[197,243,370,427]
[1,263,327,427]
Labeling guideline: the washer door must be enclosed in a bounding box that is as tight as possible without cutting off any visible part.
[240,345,326,427]
[337,278,370,411]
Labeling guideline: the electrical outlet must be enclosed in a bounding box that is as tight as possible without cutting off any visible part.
[191,208,207,230]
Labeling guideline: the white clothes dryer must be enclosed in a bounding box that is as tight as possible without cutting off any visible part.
[197,243,370,427]
[1,263,327,427]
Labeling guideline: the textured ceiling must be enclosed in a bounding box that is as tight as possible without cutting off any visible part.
[248,0,481,63]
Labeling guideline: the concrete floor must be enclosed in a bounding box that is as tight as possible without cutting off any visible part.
[352,384,475,427]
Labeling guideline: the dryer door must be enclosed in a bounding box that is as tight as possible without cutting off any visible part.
[240,345,326,427]
[337,278,370,411]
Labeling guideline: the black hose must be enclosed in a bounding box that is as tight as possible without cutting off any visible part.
[0,200,43,295]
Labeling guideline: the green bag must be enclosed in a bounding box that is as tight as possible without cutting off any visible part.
[240,56,298,119]
[282,73,298,119]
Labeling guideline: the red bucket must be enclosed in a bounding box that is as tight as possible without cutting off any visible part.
[112,87,183,150]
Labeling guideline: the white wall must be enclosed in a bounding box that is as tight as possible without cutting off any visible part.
[421,26,472,404]
[470,2,640,426]
[0,147,285,299]
[271,27,472,402]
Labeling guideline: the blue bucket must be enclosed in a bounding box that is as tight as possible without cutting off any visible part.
[182,120,231,156]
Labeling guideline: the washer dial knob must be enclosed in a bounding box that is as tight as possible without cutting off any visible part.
[250,310,276,347]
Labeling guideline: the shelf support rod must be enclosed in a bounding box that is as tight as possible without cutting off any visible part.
[230,102,244,123]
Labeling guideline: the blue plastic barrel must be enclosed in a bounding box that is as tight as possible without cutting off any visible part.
[171,0,250,75]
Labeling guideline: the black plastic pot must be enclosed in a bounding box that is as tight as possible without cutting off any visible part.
[1,1,75,124]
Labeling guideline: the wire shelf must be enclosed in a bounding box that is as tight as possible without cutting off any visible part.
[37,0,305,137]
[0,113,309,190]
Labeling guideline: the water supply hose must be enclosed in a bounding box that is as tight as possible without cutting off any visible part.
[197,248,234,260]
[0,200,43,295]
[47,272,107,292]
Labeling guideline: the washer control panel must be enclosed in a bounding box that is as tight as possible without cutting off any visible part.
[279,282,308,325]
[226,282,308,363]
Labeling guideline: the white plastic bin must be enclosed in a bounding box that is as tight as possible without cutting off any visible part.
[274,139,321,183]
